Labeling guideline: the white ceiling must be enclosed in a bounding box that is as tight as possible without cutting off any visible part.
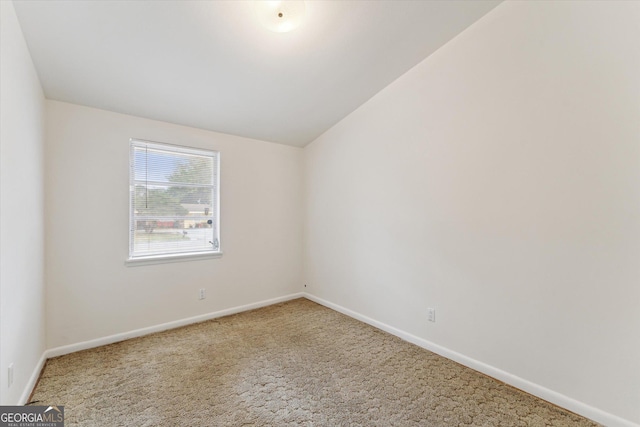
[13,0,501,147]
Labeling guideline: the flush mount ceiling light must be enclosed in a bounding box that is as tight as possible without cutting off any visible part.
[255,1,306,33]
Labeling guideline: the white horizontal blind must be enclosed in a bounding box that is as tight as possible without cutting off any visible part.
[129,139,219,258]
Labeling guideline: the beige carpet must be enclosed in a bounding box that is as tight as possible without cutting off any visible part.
[30,298,599,426]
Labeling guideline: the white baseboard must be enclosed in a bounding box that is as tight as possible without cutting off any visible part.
[303,293,638,427]
[19,352,47,405]
[22,292,304,403]
[44,292,304,359]
[22,291,637,427]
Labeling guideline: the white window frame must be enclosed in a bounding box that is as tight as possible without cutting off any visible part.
[126,138,221,266]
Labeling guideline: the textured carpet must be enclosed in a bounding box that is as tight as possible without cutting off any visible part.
[31,298,599,426]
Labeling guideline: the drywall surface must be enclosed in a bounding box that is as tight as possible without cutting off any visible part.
[0,0,46,405]
[45,101,303,348]
[304,1,639,424]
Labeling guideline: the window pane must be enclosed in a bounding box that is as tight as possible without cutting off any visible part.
[129,140,219,259]
[132,222,215,256]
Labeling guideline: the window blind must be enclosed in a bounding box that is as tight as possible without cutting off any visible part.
[129,139,220,259]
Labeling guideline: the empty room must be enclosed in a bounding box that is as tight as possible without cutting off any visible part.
[1,0,638,426]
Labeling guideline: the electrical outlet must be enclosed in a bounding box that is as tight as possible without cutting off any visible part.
[198,288,206,300]
[427,308,436,322]
[8,363,14,388]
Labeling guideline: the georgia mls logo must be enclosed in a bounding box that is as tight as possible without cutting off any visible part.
[0,405,64,427]
[44,406,63,416]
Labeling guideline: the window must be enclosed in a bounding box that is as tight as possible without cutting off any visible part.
[128,139,220,263]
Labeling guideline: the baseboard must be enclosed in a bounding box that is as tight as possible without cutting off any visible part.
[45,292,304,359]
[23,292,304,403]
[24,291,637,427]
[19,352,47,405]
[303,293,638,427]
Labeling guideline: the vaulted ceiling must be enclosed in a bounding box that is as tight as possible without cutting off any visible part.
[14,0,501,147]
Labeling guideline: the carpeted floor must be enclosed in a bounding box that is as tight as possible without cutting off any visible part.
[30,298,599,426]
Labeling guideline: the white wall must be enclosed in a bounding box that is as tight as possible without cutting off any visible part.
[0,1,46,405]
[304,1,639,425]
[45,101,303,349]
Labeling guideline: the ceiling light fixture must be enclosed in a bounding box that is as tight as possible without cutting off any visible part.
[255,1,306,33]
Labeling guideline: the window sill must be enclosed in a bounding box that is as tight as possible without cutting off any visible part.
[125,251,223,267]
